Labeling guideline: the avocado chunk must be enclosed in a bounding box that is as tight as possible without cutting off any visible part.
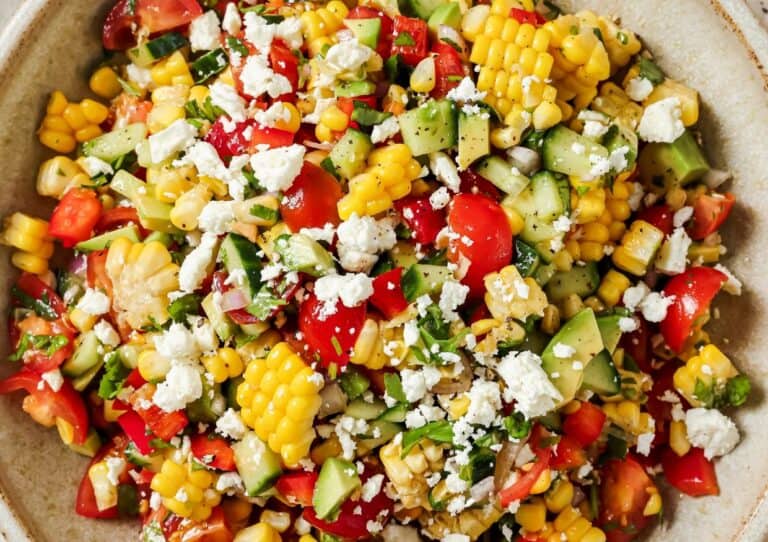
[275,233,335,277]
[401,263,453,301]
[541,308,604,403]
[405,0,448,20]
[313,457,362,520]
[595,308,632,354]
[581,349,621,395]
[232,432,283,496]
[82,123,147,163]
[545,262,600,303]
[344,18,381,50]
[638,129,709,190]
[457,111,490,170]
[186,377,224,423]
[475,155,529,197]
[219,233,262,298]
[428,2,461,32]
[335,80,378,98]
[398,99,457,156]
[75,224,141,252]
[329,128,373,180]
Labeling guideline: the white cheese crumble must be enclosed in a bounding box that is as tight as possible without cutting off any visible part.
[400,366,442,403]
[552,342,576,359]
[215,408,247,440]
[126,63,153,89]
[619,316,639,333]
[314,273,374,316]
[636,432,655,456]
[325,40,374,73]
[638,97,685,143]
[334,415,369,460]
[552,215,572,233]
[105,457,126,486]
[714,264,742,295]
[80,156,114,178]
[497,350,562,419]
[463,378,502,426]
[625,77,654,102]
[94,320,121,347]
[148,119,198,164]
[622,282,674,322]
[209,82,247,122]
[370,115,400,144]
[243,12,277,54]
[221,2,242,35]
[428,152,462,192]
[249,144,305,192]
[77,288,111,315]
[41,369,64,392]
[446,77,486,103]
[216,472,244,494]
[198,200,238,234]
[655,227,691,275]
[240,54,293,99]
[361,473,385,502]
[429,186,451,210]
[153,323,201,361]
[336,214,397,273]
[685,408,740,459]
[300,223,337,244]
[153,363,203,413]
[189,11,221,52]
[253,102,291,127]
[673,206,694,228]
[439,280,470,323]
[179,232,219,292]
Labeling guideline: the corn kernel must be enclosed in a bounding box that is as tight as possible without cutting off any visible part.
[90,67,122,99]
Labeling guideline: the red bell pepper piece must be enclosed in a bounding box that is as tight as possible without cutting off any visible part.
[118,409,154,455]
[275,471,318,506]
[370,268,410,319]
[661,447,719,496]
[391,16,429,66]
[48,188,103,248]
[190,434,237,471]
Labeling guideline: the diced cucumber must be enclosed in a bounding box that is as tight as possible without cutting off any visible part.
[457,110,490,170]
[389,241,419,269]
[428,2,461,32]
[638,129,709,191]
[474,155,529,197]
[596,308,631,354]
[239,321,270,337]
[143,231,173,247]
[405,0,448,20]
[602,121,638,173]
[62,330,101,377]
[83,123,147,163]
[398,99,457,156]
[313,458,361,520]
[233,432,283,496]
[187,378,224,423]
[540,308,604,403]
[202,292,236,341]
[128,33,188,67]
[544,262,600,303]
[110,170,145,201]
[514,239,540,278]
[542,125,610,180]
[344,19,382,51]
[191,48,229,83]
[274,234,335,277]
[329,129,373,180]
[125,442,164,470]
[136,195,176,234]
[75,224,141,253]
[378,403,407,423]
[335,80,378,98]
[345,398,387,420]
[533,262,557,287]
[358,420,403,451]
[72,361,105,392]
[401,264,453,301]
[581,349,620,395]
[219,233,262,298]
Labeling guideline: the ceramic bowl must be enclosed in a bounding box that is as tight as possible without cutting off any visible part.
[1,0,767,540]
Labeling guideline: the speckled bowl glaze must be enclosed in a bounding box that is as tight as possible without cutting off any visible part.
[0,0,767,540]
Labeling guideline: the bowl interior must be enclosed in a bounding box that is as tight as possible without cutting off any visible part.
[0,0,767,540]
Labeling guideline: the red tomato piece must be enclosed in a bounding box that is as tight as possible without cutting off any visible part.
[247,124,295,150]
[499,447,551,506]
[447,193,513,297]
[190,434,237,471]
[205,119,252,158]
[337,96,379,120]
[0,368,90,444]
[345,7,394,57]
[636,204,674,236]
[76,436,129,518]
[431,42,465,98]
[281,161,343,231]
[171,506,233,542]
[18,318,75,373]
[394,196,446,245]
[113,94,153,126]
[563,401,607,446]
[509,8,546,25]
[662,447,719,497]
[459,168,502,199]
[87,250,114,297]
[269,40,300,94]
[131,385,189,441]
[48,188,103,248]
[298,293,367,367]
[391,16,429,66]
[370,268,409,319]
[660,266,726,353]
[275,471,318,506]
[95,206,143,234]
[618,316,652,373]
[550,435,587,470]
[688,192,735,240]
[118,409,154,455]
[599,456,657,542]
[102,0,138,50]
[135,0,203,33]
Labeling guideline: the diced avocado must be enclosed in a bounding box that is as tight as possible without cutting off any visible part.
[239,321,270,337]
[398,99,457,156]
[62,330,101,377]
[542,125,610,181]
[541,308,604,403]
[401,264,453,301]
[335,80,378,98]
[344,18,381,50]
[202,292,236,341]
[275,234,334,277]
[638,129,709,191]
[405,0,448,20]
[581,349,620,395]
[128,32,188,67]
[82,123,147,163]
[345,398,387,420]
[233,432,283,496]
[329,128,373,180]
[545,262,600,303]
[339,369,370,400]
[75,224,141,252]
[67,429,102,458]
[601,121,638,173]
[457,111,490,170]
[428,2,461,32]
[72,361,105,392]
[313,457,362,520]
[475,155,529,197]
[514,239,540,278]
[187,378,224,423]
[596,308,631,354]
[226,376,244,410]
[219,233,262,298]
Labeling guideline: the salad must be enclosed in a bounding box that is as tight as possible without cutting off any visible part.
[0,0,750,540]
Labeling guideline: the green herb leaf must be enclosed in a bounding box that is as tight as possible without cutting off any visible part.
[11,286,58,320]
[693,378,715,408]
[8,333,69,362]
[168,293,202,323]
[401,420,453,455]
[339,369,370,400]
[616,31,629,45]
[250,204,279,222]
[602,433,628,462]
[320,157,340,180]
[725,374,751,407]
[637,57,665,85]
[383,373,407,403]
[227,36,250,57]
[394,31,416,47]
[330,335,343,356]
[98,352,131,400]
[503,412,532,440]
[246,288,287,320]
[351,101,392,126]
[440,38,462,52]
[117,484,140,517]
[592,27,605,43]
[116,77,141,97]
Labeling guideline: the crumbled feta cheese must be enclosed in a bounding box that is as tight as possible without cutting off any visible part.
[361,473,385,502]
[609,146,630,173]
[221,2,242,35]
[429,186,451,210]
[403,320,420,347]
[41,369,64,392]
[552,342,576,359]
[148,119,198,164]
[153,323,201,361]
[320,40,373,77]
[179,232,219,292]
[429,151,461,192]
[243,12,276,54]
[439,280,470,323]
[105,457,126,486]
[126,63,152,89]
[189,11,221,51]
[209,82,247,122]
[636,432,655,456]
[463,379,502,426]
[638,97,685,143]
[198,200,238,234]
[497,350,562,418]
[189,317,217,353]
[628,181,645,211]
[619,316,639,333]
[673,206,694,228]
[240,54,292,98]
[77,288,111,315]
[715,264,742,295]
[655,227,691,275]
[216,472,244,494]
[625,77,654,102]
[685,408,740,459]
[586,153,611,180]
[552,215,572,233]
[301,93,336,124]
[215,408,247,440]
[446,77,486,103]
[81,156,114,178]
[443,535,471,542]
[640,291,674,322]
[622,282,651,312]
[276,17,303,49]
[336,214,397,273]
[153,363,204,413]
[94,320,121,347]
[334,416,369,460]
[253,102,291,127]
[400,366,442,403]
[370,115,400,144]
[300,223,336,244]
[249,144,305,192]
[314,273,374,316]
[582,119,609,139]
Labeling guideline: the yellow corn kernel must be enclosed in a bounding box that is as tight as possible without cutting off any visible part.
[90,67,122,99]
[273,103,301,133]
[62,103,88,131]
[644,79,699,126]
[579,241,605,262]
[68,308,98,333]
[1,213,49,252]
[665,186,688,210]
[39,130,77,153]
[606,198,631,222]
[234,523,282,542]
[669,420,691,457]
[597,269,630,307]
[582,222,610,243]
[612,219,665,276]
[148,103,186,133]
[171,185,212,231]
[298,536,317,542]
[516,498,547,532]
[138,350,172,382]
[449,395,471,420]
[319,105,349,132]
[80,99,109,124]
[545,479,574,514]
[572,188,606,224]
[541,304,561,335]
[75,125,104,143]
[530,468,552,494]
[673,344,738,406]
[561,293,584,320]
[552,249,574,272]
[383,84,408,115]
[47,90,69,115]
[643,489,663,517]
[11,252,47,274]
[150,458,219,520]
[532,100,563,130]
[410,56,436,93]
[502,206,526,236]
[602,400,653,436]
[202,348,244,383]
